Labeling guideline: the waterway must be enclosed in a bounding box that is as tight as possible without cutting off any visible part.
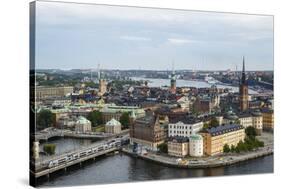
[38,138,273,187]
[131,77,258,94]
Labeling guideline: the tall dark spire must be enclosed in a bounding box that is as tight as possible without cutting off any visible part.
[241,56,246,84]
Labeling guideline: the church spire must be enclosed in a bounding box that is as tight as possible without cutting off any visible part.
[241,56,246,84]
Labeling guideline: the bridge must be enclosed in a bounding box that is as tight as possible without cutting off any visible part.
[31,137,127,178]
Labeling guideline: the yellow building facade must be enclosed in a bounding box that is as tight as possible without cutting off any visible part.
[201,125,245,156]
[262,109,274,130]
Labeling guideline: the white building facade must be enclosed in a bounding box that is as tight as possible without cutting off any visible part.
[105,118,122,134]
[252,114,263,135]
[189,134,203,157]
[168,119,203,138]
[75,116,92,133]
[238,115,253,128]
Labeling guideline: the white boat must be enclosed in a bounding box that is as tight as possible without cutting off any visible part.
[204,76,217,84]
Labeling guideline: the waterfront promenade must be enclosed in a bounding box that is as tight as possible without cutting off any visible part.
[34,128,129,141]
[122,132,273,169]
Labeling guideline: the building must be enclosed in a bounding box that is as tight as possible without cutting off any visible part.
[223,107,239,124]
[238,110,263,135]
[239,57,249,111]
[189,135,203,157]
[193,94,220,114]
[98,79,107,96]
[75,116,92,133]
[177,96,190,111]
[56,115,77,129]
[170,66,176,94]
[167,137,189,157]
[168,116,203,138]
[252,110,263,135]
[261,108,274,130]
[98,67,107,96]
[201,124,245,156]
[238,113,253,128]
[36,86,73,100]
[105,118,122,134]
[130,112,166,151]
[215,116,224,126]
[101,105,145,123]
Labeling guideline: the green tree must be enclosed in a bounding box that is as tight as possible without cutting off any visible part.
[223,144,230,153]
[258,140,264,147]
[210,117,219,127]
[87,110,103,127]
[237,140,247,152]
[235,146,240,153]
[157,143,168,153]
[43,144,56,155]
[37,109,55,130]
[230,145,236,153]
[120,112,130,129]
[245,126,257,138]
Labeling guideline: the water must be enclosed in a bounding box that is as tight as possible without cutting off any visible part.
[131,77,258,94]
[38,138,273,187]
[39,137,100,159]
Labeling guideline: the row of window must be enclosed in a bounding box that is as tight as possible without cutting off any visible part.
[169,130,193,135]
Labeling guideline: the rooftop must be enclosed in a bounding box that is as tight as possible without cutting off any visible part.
[106,118,121,126]
[169,115,202,125]
[76,116,91,125]
[168,136,189,143]
[202,124,244,136]
[189,134,203,141]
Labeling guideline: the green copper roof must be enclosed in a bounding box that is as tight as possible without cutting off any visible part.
[76,116,90,124]
[189,134,202,141]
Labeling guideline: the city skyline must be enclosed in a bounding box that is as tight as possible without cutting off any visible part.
[35,1,273,71]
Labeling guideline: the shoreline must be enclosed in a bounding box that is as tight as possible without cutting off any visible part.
[121,148,273,169]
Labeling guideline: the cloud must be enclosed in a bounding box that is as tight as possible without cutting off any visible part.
[167,38,198,45]
[119,36,151,41]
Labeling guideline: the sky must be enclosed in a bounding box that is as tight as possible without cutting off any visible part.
[35,1,274,71]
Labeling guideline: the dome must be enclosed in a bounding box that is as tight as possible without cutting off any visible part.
[76,116,91,124]
[106,118,121,127]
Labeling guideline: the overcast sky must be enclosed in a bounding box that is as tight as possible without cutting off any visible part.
[35,1,274,71]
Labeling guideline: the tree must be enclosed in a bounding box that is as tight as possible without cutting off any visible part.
[87,110,103,127]
[37,109,55,130]
[235,146,240,153]
[210,117,219,127]
[223,144,230,153]
[43,144,56,155]
[245,126,257,138]
[230,145,236,153]
[258,140,264,147]
[237,140,247,152]
[120,112,130,129]
[157,143,168,153]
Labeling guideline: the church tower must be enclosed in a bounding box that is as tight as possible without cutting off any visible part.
[239,56,249,111]
[170,63,176,94]
[98,64,107,96]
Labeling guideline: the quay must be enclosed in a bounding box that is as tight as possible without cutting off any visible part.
[122,147,273,169]
[122,132,274,169]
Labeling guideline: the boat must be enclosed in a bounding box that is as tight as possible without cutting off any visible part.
[204,76,217,84]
